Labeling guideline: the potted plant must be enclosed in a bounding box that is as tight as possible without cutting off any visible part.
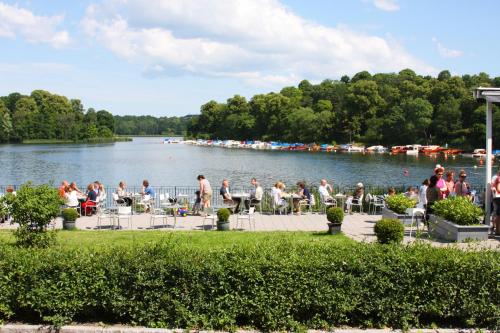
[216,208,231,231]
[428,196,489,242]
[62,208,79,230]
[381,194,417,226]
[326,207,344,234]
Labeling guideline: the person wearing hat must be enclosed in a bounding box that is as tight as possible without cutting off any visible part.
[434,165,447,198]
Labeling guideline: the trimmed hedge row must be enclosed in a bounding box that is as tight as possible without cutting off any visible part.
[0,241,498,330]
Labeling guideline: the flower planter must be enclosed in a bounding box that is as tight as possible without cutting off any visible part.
[217,221,230,231]
[63,220,76,230]
[327,222,341,234]
[428,214,490,242]
[381,207,416,226]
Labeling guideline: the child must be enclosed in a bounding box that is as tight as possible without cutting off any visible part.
[192,190,201,215]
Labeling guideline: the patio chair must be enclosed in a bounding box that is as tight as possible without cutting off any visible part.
[202,206,217,230]
[299,193,315,214]
[405,207,426,239]
[320,194,337,214]
[97,208,115,230]
[150,208,168,228]
[367,194,385,214]
[348,194,364,214]
[112,193,126,207]
[115,206,132,229]
[236,207,256,230]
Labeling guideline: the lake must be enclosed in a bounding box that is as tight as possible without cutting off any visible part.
[0,137,490,190]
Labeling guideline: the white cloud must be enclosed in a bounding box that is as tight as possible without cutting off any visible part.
[372,0,400,11]
[0,2,70,48]
[81,0,435,87]
[432,37,463,58]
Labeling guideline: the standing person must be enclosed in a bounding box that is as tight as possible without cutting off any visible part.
[197,175,212,215]
[491,168,500,235]
[434,165,447,198]
[454,170,471,199]
[418,179,429,208]
[426,175,441,220]
[245,178,263,210]
[444,171,456,197]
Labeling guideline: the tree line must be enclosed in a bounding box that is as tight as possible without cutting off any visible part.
[187,69,500,149]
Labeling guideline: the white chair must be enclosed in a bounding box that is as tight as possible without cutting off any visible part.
[150,208,168,228]
[320,194,337,214]
[299,193,315,214]
[271,193,287,215]
[115,206,132,229]
[202,206,217,230]
[236,207,256,230]
[405,207,426,239]
[348,194,364,214]
[97,208,115,230]
[367,194,385,214]
[112,193,126,207]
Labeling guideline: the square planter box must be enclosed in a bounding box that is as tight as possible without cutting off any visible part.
[381,207,418,226]
[428,214,490,242]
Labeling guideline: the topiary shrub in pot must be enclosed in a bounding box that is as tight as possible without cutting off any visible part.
[62,208,79,230]
[429,196,488,242]
[216,208,231,231]
[326,207,344,234]
[374,218,404,244]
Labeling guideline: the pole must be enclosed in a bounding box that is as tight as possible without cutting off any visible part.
[485,101,493,225]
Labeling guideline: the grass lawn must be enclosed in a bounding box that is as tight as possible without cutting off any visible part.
[0,229,353,249]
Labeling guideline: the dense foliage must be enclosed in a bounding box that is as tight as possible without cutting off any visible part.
[0,183,62,247]
[0,90,116,142]
[0,241,497,329]
[326,207,344,224]
[385,194,417,214]
[114,115,194,136]
[374,218,405,244]
[187,70,500,149]
[432,196,483,226]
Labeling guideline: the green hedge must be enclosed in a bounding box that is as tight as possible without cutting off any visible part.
[0,241,498,330]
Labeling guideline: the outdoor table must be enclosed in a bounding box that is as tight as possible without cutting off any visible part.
[230,193,249,213]
[282,193,302,214]
[334,194,346,210]
[132,193,143,214]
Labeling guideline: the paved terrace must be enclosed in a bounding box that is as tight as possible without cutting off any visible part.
[2,212,498,249]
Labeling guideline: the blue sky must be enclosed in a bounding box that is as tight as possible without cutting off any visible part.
[0,0,498,116]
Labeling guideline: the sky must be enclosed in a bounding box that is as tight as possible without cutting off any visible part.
[0,0,499,117]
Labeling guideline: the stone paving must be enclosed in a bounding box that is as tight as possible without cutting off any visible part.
[1,211,498,249]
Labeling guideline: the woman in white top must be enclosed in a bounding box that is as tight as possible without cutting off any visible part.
[271,182,287,211]
[418,179,429,209]
[97,183,106,203]
[64,186,79,208]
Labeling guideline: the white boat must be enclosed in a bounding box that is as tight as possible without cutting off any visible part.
[163,137,181,144]
[366,145,387,153]
[472,149,486,157]
[406,144,421,155]
[341,144,365,153]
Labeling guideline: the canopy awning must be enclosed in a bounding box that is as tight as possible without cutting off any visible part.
[473,87,500,103]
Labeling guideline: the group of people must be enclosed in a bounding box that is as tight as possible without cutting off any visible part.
[59,180,107,215]
[270,181,312,214]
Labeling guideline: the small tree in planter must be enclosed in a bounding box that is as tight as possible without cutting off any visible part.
[62,208,79,230]
[429,196,487,242]
[0,183,62,248]
[374,218,404,244]
[216,208,231,231]
[326,207,344,234]
[382,194,416,225]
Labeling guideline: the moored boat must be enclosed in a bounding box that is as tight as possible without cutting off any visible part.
[472,148,486,157]
[391,146,406,154]
[421,145,441,154]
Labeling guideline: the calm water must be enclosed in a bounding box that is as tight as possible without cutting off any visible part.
[0,137,490,190]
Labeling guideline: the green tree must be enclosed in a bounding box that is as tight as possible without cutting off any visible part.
[0,100,13,141]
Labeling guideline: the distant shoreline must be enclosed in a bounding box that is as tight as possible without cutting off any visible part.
[20,137,133,144]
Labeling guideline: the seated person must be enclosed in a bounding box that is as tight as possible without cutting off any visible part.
[404,186,419,201]
[81,183,98,215]
[245,178,263,210]
[318,179,335,203]
[116,181,132,206]
[64,186,79,208]
[346,183,364,212]
[59,180,69,198]
[387,187,396,196]
[220,179,239,212]
[271,182,287,213]
[70,182,84,195]
[295,181,311,214]
[97,183,106,203]
[141,180,155,212]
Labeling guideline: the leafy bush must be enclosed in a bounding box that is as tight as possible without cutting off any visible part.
[326,207,344,224]
[374,218,404,244]
[385,194,416,214]
[0,183,62,248]
[62,208,79,222]
[432,196,483,226]
[0,241,497,330]
[217,208,231,222]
